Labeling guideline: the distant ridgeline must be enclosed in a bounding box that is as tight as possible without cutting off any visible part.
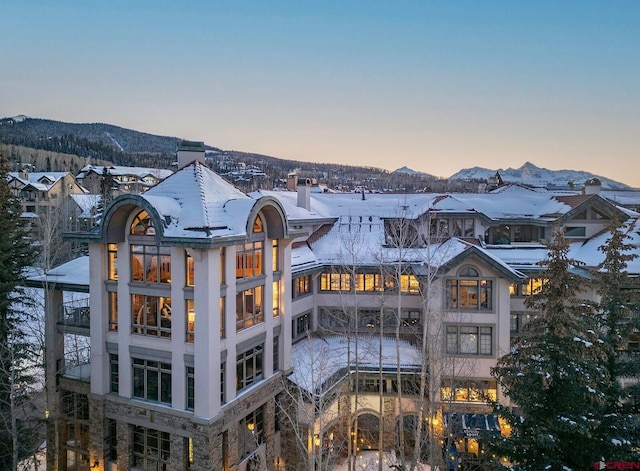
[1,116,631,192]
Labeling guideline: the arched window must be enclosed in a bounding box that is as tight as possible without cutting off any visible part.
[130,210,155,236]
[253,216,263,233]
[458,266,479,277]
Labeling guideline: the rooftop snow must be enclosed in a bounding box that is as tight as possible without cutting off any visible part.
[141,161,257,238]
[288,335,422,394]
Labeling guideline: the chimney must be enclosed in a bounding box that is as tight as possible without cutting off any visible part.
[583,178,602,195]
[176,140,206,169]
[297,178,312,211]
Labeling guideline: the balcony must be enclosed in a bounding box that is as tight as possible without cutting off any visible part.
[58,298,90,334]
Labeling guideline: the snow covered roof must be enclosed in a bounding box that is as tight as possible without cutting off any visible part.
[69,194,101,217]
[26,256,90,292]
[288,335,422,394]
[260,185,585,226]
[139,161,256,238]
[8,171,71,190]
[77,165,173,180]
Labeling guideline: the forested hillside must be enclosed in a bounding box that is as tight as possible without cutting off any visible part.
[0,116,448,193]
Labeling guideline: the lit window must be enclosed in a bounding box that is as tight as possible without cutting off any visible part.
[186,300,195,342]
[131,245,171,284]
[253,217,263,233]
[440,379,497,402]
[320,272,351,291]
[293,275,312,297]
[400,274,419,294]
[186,252,194,286]
[272,281,280,317]
[238,406,265,460]
[130,210,155,235]
[236,286,263,331]
[446,268,493,310]
[131,295,172,337]
[272,240,279,272]
[107,244,118,280]
[235,242,264,279]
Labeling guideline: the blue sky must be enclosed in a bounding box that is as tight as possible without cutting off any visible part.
[2,1,639,186]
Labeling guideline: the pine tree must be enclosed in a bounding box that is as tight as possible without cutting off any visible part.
[594,220,640,459]
[487,227,616,470]
[0,150,38,469]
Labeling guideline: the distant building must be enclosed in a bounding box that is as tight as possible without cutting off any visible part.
[76,165,173,196]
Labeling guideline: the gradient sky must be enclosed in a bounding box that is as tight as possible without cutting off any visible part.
[2,1,639,186]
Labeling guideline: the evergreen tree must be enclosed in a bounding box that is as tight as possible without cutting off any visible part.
[0,150,38,469]
[487,227,616,470]
[594,220,640,459]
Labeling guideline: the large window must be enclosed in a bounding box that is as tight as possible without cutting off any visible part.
[239,406,265,461]
[293,275,312,298]
[131,245,171,284]
[320,272,351,291]
[354,273,383,292]
[132,425,170,471]
[446,325,493,356]
[441,379,497,402]
[399,274,420,294]
[446,267,492,310]
[133,358,172,404]
[131,295,172,337]
[236,345,264,392]
[236,286,263,331]
[236,241,263,279]
[61,391,90,470]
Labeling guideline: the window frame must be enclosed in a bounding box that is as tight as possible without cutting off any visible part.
[236,345,264,392]
[132,358,172,405]
[445,325,494,356]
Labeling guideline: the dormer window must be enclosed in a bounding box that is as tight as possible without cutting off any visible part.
[131,210,155,236]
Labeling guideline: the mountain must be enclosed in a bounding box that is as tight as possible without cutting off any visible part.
[0,116,444,193]
[449,161,631,190]
[393,166,434,178]
[2,116,632,192]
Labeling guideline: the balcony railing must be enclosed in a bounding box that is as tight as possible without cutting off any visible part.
[58,298,90,329]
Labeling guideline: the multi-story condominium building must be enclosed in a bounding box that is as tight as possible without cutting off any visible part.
[76,165,174,196]
[32,146,640,471]
[8,170,86,216]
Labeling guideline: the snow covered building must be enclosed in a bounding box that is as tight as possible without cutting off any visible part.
[7,171,86,218]
[76,165,174,196]
[34,155,640,470]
